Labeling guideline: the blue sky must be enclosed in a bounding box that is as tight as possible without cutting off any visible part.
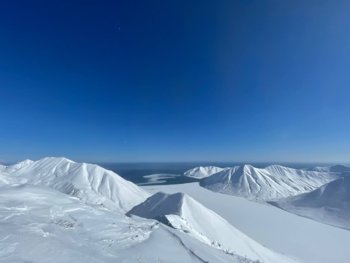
[0,1,349,163]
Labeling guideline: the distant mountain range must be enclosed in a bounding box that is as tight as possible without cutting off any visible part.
[0,157,298,263]
[184,164,341,200]
[184,164,350,229]
[1,157,349,262]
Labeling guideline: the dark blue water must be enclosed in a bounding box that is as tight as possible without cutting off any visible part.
[98,162,333,186]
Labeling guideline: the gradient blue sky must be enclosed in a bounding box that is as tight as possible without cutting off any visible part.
[0,1,349,163]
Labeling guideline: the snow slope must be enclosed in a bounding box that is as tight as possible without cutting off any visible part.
[128,191,295,263]
[0,185,250,263]
[184,166,225,179]
[0,159,35,185]
[0,157,149,211]
[3,158,349,262]
[271,176,350,230]
[200,164,337,200]
[1,157,299,262]
[144,182,350,263]
[310,164,350,179]
[1,159,34,174]
[311,164,350,173]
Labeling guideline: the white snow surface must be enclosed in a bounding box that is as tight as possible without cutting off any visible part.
[310,164,350,173]
[144,182,350,263]
[128,191,294,263]
[0,184,253,263]
[2,158,349,263]
[0,157,149,212]
[272,176,350,230]
[0,159,34,174]
[200,164,337,200]
[184,166,225,179]
[0,157,299,263]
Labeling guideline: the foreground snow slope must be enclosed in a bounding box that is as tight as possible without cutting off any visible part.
[271,176,350,230]
[144,182,350,263]
[184,166,225,179]
[0,185,154,263]
[200,164,337,200]
[0,185,250,263]
[128,191,294,263]
[0,157,149,211]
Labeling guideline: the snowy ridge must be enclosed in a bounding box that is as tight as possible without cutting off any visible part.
[184,166,225,179]
[0,157,149,211]
[0,159,34,175]
[199,164,337,200]
[0,160,36,186]
[5,159,34,173]
[144,182,350,263]
[128,191,296,263]
[0,185,249,263]
[310,164,350,173]
[271,176,350,230]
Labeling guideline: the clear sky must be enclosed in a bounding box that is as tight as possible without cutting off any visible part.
[0,1,349,163]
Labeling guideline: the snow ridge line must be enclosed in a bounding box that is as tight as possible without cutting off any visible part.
[165,229,209,263]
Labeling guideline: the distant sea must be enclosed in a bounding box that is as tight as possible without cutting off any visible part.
[98,162,334,186]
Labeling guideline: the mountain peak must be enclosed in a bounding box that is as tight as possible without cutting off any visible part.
[184,166,225,179]
[200,164,337,200]
[128,191,293,263]
[1,157,149,212]
[236,164,255,174]
[37,156,75,164]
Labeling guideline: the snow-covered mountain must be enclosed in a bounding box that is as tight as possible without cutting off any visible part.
[271,176,350,230]
[0,157,300,262]
[128,191,295,263]
[1,159,34,173]
[0,184,252,263]
[0,157,149,211]
[199,164,337,201]
[184,166,225,179]
[310,164,350,174]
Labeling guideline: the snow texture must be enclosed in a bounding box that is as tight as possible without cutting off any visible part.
[199,164,337,200]
[184,166,226,179]
[271,176,350,230]
[144,182,350,263]
[0,185,254,263]
[128,191,295,263]
[0,157,149,212]
[1,157,299,263]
